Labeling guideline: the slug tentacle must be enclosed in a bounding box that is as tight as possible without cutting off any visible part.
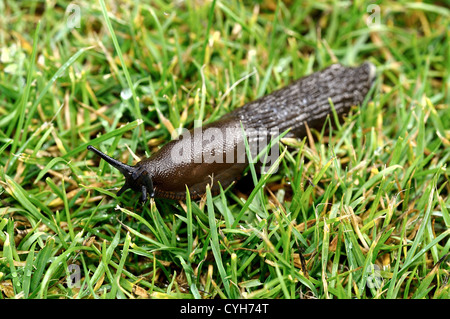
[87,145,155,202]
[87,63,376,202]
[116,182,130,197]
[87,145,133,175]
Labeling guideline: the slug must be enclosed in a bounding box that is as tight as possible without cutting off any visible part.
[88,62,376,202]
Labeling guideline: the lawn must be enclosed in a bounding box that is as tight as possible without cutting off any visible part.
[0,0,449,299]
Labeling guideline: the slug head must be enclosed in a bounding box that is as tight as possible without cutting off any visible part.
[87,145,154,202]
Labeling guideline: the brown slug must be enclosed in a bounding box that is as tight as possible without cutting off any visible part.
[88,62,376,202]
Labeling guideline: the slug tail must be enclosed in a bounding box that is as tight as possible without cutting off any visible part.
[364,61,377,84]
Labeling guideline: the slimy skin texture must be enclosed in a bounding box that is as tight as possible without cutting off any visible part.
[88,62,376,201]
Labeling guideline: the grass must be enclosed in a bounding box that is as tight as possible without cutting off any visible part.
[0,0,449,299]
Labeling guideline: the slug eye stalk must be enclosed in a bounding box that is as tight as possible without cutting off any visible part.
[87,145,155,202]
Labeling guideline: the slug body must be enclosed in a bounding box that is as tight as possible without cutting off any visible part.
[88,63,376,202]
